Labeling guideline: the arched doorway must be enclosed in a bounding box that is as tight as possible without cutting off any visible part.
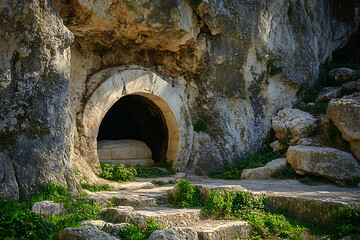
[79,67,193,171]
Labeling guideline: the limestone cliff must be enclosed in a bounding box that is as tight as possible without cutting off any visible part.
[0,0,359,198]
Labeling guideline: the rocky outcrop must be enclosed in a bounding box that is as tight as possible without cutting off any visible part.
[326,92,360,161]
[148,227,198,240]
[286,146,360,181]
[0,0,78,199]
[241,158,286,180]
[59,227,119,240]
[316,86,342,103]
[31,201,67,216]
[272,109,319,141]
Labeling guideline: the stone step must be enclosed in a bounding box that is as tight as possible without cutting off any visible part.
[86,191,157,208]
[190,219,251,240]
[136,207,202,227]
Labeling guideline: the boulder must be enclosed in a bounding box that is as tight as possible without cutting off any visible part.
[270,140,288,152]
[101,206,145,227]
[342,81,360,92]
[272,109,319,141]
[81,220,130,236]
[315,86,342,103]
[97,140,154,167]
[147,227,198,240]
[31,201,67,216]
[286,146,360,181]
[329,68,355,84]
[326,92,360,161]
[241,158,287,180]
[296,138,314,146]
[59,227,119,240]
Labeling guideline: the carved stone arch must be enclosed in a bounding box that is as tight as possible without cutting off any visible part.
[79,67,193,171]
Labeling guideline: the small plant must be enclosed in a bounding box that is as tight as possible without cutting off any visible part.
[293,101,328,115]
[194,119,207,132]
[210,147,286,180]
[99,163,137,182]
[278,136,292,145]
[122,0,136,10]
[81,183,113,192]
[345,177,360,188]
[299,176,317,186]
[120,220,162,240]
[203,189,234,218]
[169,179,204,208]
[332,203,360,238]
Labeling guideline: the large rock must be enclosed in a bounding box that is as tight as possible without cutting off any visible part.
[286,146,360,181]
[31,201,67,216]
[0,0,78,199]
[241,158,286,180]
[147,227,198,240]
[326,92,360,161]
[315,86,342,103]
[81,220,130,236]
[329,68,356,84]
[97,140,154,167]
[272,109,319,141]
[59,227,119,240]
[101,206,145,226]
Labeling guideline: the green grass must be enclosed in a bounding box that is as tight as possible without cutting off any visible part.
[209,147,286,180]
[81,183,113,192]
[119,220,163,240]
[0,182,102,240]
[98,163,137,182]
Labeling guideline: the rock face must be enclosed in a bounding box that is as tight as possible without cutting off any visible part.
[272,109,319,141]
[286,146,360,181]
[0,0,359,194]
[0,0,78,199]
[326,93,360,161]
[59,227,119,240]
[97,140,154,167]
[148,227,198,240]
[31,201,67,216]
[241,158,286,180]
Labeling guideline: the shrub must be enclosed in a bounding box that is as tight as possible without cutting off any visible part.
[99,163,137,182]
[209,147,286,180]
[203,189,234,218]
[194,119,207,132]
[169,179,204,208]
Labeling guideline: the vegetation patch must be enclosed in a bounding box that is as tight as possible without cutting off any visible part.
[194,119,207,132]
[122,0,136,11]
[332,203,360,239]
[80,183,113,192]
[119,220,163,240]
[151,180,175,186]
[99,163,137,182]
[187,0,203,9]
[169,179,205,208]
[209,146,286,180]
[266,58,283,76]
[325,120,344,143]
[0,182,102,240]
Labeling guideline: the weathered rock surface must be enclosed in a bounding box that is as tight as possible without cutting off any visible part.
[269,140,288,152]
[315,86,342,103]
[0,153,19,199]
[81,220,130,236]
[97,140,154,167]
[195,220,251,240]
[286,146,360,181]
[272,109,319,141]
[326,92,360,161]
[329,68,356,84]
[342,80,360,92]
[241,158,286,180]
[101,206,145,226]
[59,227,119,240]
[0,0,78,199]
[148,227,198,240]
[31,201,67,216]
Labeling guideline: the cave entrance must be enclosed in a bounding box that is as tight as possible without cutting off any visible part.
[97,94,168,164]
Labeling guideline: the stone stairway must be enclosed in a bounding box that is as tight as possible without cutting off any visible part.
[80,175,360,239]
